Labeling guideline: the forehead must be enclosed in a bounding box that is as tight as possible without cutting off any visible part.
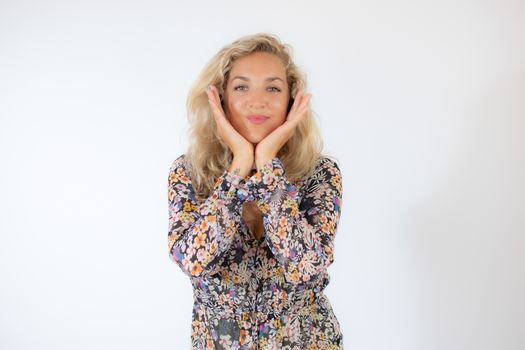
[229,52,286,79]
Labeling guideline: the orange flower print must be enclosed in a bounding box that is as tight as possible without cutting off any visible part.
[277,226,287,240]
[256,201,269,214]
[289,268,300,283]
[279,216,287,228]
[194,232,206,248]
[199,219,209,231]
[240,329,249,345]
[168,189,175,202]
[190,262,202,276]
[209,241,217,254]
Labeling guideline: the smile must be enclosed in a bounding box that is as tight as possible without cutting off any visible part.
[247,115,269,124]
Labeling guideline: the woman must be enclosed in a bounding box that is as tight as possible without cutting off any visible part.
[167,33,344,349]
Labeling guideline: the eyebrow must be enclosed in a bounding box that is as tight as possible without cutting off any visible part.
[231,75,285,84]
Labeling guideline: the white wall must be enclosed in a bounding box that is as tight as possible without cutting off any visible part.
[1,0,524,349]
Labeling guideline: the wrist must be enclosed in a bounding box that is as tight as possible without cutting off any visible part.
[255,154,275,170]
[229,156,253,178]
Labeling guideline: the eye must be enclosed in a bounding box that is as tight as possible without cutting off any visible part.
[232,85,282,92]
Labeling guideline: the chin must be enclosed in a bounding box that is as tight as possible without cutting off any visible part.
[244,132,265,144]
[247,136,263,144]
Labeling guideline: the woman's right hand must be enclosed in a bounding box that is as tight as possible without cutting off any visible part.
[206,85,254,177]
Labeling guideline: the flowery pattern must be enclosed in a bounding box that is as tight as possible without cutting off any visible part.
[168,154,344,349]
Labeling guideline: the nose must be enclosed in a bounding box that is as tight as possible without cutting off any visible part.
[247,90,268,109]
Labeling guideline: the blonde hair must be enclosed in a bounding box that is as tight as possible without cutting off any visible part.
[185,33,325,200]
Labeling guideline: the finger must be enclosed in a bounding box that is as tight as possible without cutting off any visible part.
[289,89,303,113]
[291,89,311,115]
[210,85,223,106]
[208,100,226,128]
[294,92,311,114]
[206,86,219,106]
[207,95,219,115]
[208,100,234,134]
[297,91,310,107]
[287,91,310,119]
[206,85,219,107]
[208,85,217,102]
[207,87,226,118]
[287,94,311,126]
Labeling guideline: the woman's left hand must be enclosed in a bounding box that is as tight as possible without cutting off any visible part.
[255,89,312,169]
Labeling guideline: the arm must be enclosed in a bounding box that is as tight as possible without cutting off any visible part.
[167,155,247,278]
[248,157,343,284]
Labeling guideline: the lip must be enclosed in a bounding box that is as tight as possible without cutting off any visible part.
[247,115,270,124]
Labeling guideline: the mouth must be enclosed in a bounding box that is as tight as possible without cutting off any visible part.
[247,115,270,124]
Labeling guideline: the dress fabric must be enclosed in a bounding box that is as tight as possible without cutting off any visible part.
[167,154,344,349]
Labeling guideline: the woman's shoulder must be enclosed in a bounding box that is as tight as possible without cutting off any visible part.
[309,155,341,179]
[300,155,342,195]
[169,153,191,174]
[294,155,341,187]
[314,155,340,170]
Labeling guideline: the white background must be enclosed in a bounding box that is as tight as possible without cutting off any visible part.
[1,0,524,349]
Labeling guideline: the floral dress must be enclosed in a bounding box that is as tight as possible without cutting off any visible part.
[167,154,344,349]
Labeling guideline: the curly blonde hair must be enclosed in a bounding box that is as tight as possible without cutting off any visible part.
[185,33,325,200]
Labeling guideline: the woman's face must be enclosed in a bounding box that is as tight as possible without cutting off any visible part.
[223,52,290,144]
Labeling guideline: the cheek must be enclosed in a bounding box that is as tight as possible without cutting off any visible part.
[271,98,289,118]
[231,99,245,113]
[226,97,245,117]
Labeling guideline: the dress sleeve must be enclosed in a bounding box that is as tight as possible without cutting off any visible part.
[167,155,247,278]
[247,157,343,284]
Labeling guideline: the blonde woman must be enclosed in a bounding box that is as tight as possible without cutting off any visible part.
[167,33,344,349]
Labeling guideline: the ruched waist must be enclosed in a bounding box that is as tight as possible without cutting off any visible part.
[192,283,325,319]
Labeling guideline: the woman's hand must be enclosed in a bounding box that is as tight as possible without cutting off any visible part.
[255,89,312,169]
[206,85,254,177]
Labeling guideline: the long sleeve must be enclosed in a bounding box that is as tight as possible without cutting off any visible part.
[247,157,343,285]
[167,155,248,278]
